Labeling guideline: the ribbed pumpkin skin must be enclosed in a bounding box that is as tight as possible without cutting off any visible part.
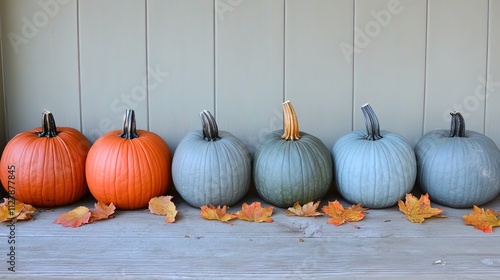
[85,130,171,210]
[415,130,500,208]
[172,130,251,207]
[332,130,416,208]
[253,130,333,208]
[0,127,91,207]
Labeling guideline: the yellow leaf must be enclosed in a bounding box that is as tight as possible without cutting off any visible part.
[200,205,237,224]
[398,193,446,223]
[149,196,178,223]
[285,201,323,217]
[463,205,500,233]
[0,198,36,222]
[235,202,273,223]
[322,200,367,227]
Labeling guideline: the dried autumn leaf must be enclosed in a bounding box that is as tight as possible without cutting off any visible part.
[463,205,500,233]
[0,198,36,222]
[398,193,445,223]
[285,201,323,217]
[235,202,273,223]
[149,196,178,223]
[54,206,92,228]
[89,202,116,222]
[200,205,237,224]
[322,200,367,227]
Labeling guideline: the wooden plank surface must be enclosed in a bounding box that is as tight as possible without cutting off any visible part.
[424,0,489,133]
[79,0,148,142]
[1,193,499,279]
[285,0,353,150]
[485,0,500,147]
[353,0,427,146]
[147,0,214,151]
[215,0,284,153]
[1,0,81,137]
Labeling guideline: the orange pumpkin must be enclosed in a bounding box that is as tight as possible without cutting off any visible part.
[0,110,91,207]
[85,109,171,210]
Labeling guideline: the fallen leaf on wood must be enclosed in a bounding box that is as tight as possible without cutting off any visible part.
[463,205,500,233]
[54,206,91,228]
[200,205,237,224]
[322,200,367,227]
[89,202,116,222]
[0,198,36,222]
[398,193,445,223]
[149,196,178,223]
[285,201,323,217]
[235,202,273,223]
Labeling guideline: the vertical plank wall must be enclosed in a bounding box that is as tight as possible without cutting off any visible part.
[1,0,499,153]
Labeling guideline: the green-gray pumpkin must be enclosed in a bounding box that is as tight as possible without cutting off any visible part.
[414,112,500,208]
[253,101,333,208]
[172,110,251,207]
[332,104,417,208]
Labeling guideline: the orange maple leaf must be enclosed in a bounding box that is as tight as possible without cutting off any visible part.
[285,201,323,217]
[89,202,116,222]
[199,205,237,224]
[148,196,178,223]
[322,200,367,227]
[235,202,273,223]
[398,193,446,223]
[0,198,36,222]
[463,205,500,233]
[54,206,92,228]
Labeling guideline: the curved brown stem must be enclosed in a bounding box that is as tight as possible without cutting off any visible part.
[281,100,301,141]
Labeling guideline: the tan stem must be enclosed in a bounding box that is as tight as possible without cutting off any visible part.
[281,100,301,141]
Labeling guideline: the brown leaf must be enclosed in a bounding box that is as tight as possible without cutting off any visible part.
[89,202,116,222]
[200,205,237,224]
[235,202,273,223]
[398,193,446,223]
[54,206,92,228]
[285,201,323,217]
[149,196,178,223]
[463,205,500,233]
[322,200,367,227]
[0,198,36,222]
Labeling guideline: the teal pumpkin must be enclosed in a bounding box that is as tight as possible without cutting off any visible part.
[332,104,416,208]
[253,101,333,208]
[172,110,251,207]
[414,112,500,208]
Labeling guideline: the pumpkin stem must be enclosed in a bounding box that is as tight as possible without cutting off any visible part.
[36,110,59,137]
[449,111,466,137]
[118,109,139,140]
[281,100,301,141]
[361,103,383,141]
[200,110,220,141]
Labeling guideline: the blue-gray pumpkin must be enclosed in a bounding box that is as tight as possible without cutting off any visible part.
[332,104,416,208]
[253,101,333,208]
[172,110,251,207]
[414,112,500,208]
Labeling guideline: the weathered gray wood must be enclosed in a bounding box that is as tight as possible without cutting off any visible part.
[1,193,499,279]
[0,0,81,138]
[424,0,489,133]
[147,0,214,151]
[485,0,500,146]
[354,0,427,146]
[285,0,353,150]
[215,0,284,153]
[79,0,148,142]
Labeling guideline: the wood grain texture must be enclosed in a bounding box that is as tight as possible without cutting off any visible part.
[485,0,500,145]
[79,0,148,142]
[285,0,353,150]
[354,0,427,146]
[215,0,284,153]
[1,193,499,279]
[1,0,80,138]
[147,0,214,151]
[424,0,489,134]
